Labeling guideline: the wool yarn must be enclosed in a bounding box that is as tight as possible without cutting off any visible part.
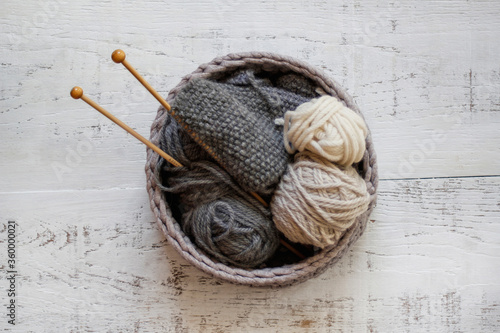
[183,197,279,268]
[171,70,317,194]
[283,95,368,166]
[271,151,370,248]
[157,115,279,268]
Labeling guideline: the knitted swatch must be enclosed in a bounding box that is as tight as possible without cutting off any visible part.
[157,115,279,268]
[171,70,318,194]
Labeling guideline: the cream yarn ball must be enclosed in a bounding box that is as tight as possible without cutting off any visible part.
[271,151,370,248]
[283,95,368,166]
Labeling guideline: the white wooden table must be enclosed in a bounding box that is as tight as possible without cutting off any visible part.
[1,1,499,332]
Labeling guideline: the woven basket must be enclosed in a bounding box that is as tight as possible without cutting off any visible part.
[145,52,378,287]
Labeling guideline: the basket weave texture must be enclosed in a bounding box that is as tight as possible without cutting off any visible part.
[145,52,378,287]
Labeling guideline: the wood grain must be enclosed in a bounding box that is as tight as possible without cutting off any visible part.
[0,177,498,332]
[1,0,499,331]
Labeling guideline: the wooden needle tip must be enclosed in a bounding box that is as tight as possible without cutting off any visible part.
[111,49,126,63]
[70,86,83,99]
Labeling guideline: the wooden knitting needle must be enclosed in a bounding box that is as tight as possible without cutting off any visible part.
[70,86,182,168]
[111,49,270,206]
[110,50,306,260]
[111,49,172,112]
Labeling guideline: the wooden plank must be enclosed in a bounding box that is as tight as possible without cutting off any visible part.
[1,1,500,192]
[0,177,498,331]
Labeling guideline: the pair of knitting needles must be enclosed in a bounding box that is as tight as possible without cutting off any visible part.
[70,49,305,260]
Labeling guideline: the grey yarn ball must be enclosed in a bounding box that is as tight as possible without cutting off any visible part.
[183,197,279,268]
[157,114,279,269]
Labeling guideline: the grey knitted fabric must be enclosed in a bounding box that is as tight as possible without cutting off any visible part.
[171,70,317,194]
[157,115,279,268]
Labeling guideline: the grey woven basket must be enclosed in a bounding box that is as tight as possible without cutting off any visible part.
[145,52,378,287]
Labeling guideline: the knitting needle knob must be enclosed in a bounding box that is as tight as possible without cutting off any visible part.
[70,86,84,99]
[111,49,126,64]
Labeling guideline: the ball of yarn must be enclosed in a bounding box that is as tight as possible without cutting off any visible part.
[283,95,368,166]
[183,197,279,268]
[158,115,279,268]
[271,151,370,248]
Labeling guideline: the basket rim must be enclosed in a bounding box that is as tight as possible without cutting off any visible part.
[145,51,378,287]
